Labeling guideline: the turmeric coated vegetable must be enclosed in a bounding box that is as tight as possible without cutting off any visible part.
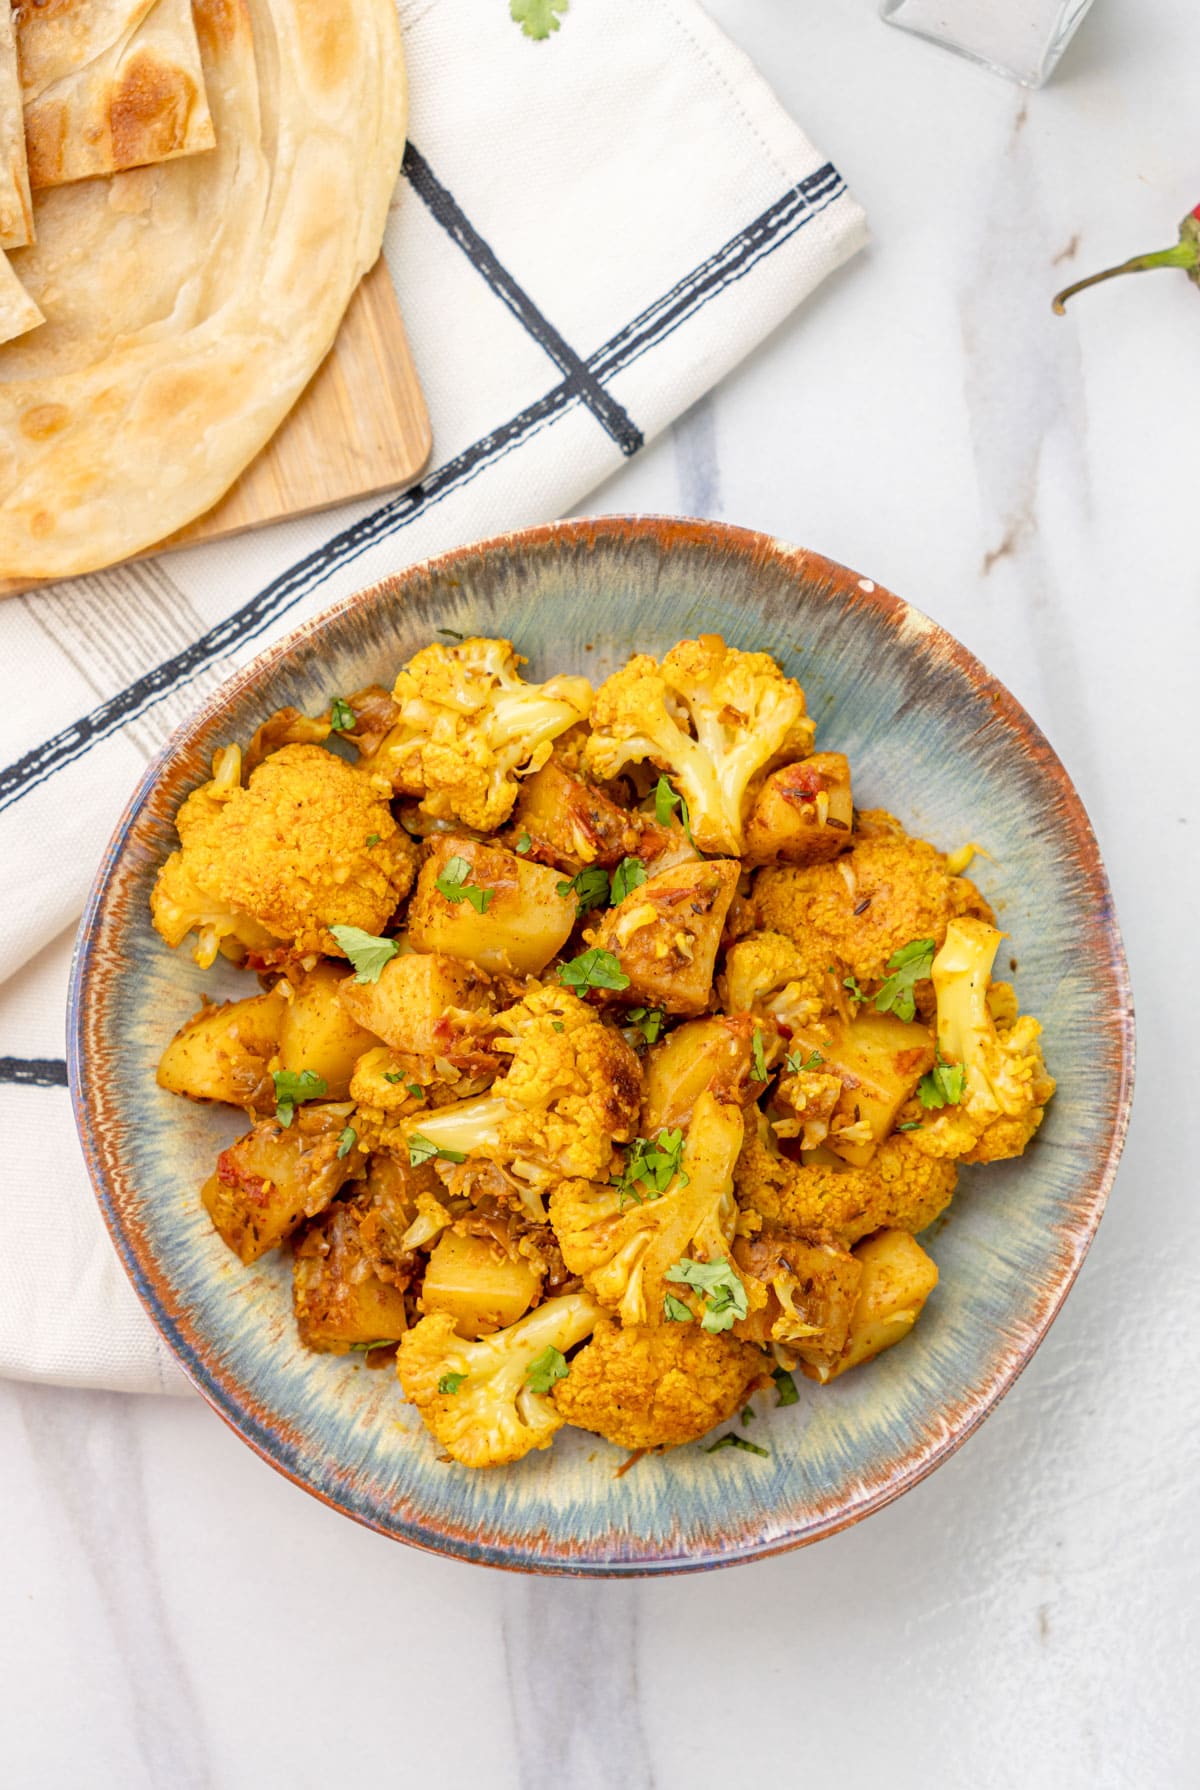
[150,631,1054,1470]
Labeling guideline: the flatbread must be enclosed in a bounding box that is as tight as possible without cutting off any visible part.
[0,247,41,342]
[17,0,216,190]
[0,0,406,580]
[0,4,34,247]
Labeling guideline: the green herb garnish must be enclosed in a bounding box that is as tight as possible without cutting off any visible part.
[663,1293,693,1323]
[897,1120,924,1132]
[705,1433,769,1459]
[874,937,936,1023]
[785,1048,824,1075]
[436,854,493,914]
[665,1257,748,1334]
[514,832,533,854]
[612,1129,687,1204]
[273,1068,327,1127]
[331,924,399,984]
[329,697,355,732]
[919,1052,966,1109]
[610,856,647,904]
[510,0,568,40]
[336,1126,357,1159]
[438,1372,467,1394]
[437,627,466,640]
[772,1365,800,1407]
[365,832,381,848]
[842,972,867,1002]
[408,1134,468,1168]
[525,1346,569,1394]
[654,775,694,846]
[626,1006,665,1045]
[557,866,611,912]
[558,946,630,994]
[751,1026,768,1082]
[741,1405,755,1426]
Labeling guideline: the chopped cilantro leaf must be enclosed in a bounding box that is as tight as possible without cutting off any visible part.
[331,924,399,984]
[897,1120,923,1131]
[751,1025,768,1082]
[654,775,695,845]
[772,1366,800,1407]
[557,866,610,912]
[919,1053,966,1109]
[785,1048,824,1075]
[437,627,465,640]
[610,856,647,904]
[336,1126,357,1160]
[407,1083,425,1100]
[510,0,568,39]
[438,1372,467,1394]
[514,832,533,854]
[843,972,867,1002]
[525,1345,568,1394]
[612,1129,687,1204]
[558,947,630,994]
[874,937,936,1023]
[626,1006,665,1045]
[384,1071,404,1084]
[408,1134,467,1168]
[365,832,381,848]
[705,1433,769,1459]
[665,1257,748,1333]
[741,1405,755,1426]
[329,696,355,732]
[273,1068,327,1127]
[663,1293,693,1323]
[436,854,493,914]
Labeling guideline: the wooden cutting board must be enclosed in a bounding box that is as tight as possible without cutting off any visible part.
[1,256,431,597]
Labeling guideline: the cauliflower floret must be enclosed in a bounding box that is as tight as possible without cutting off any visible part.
[754,812,994,988]
[718,928,845,1031]
[396,1292,602,1467]
[551,1318,764,1450]
[362,637,592,831]
[393,988,642,1200]
[583,635,815,855]
[907,919,1056,1165]
[735,1113,957,1246]
[549,1091,752,1326]
[151,743,416,965]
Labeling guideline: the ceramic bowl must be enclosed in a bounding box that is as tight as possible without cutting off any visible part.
[69,516,1133,1575]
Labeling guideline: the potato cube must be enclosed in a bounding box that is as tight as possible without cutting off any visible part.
[783,1009,935,1166]
[420,1230,541,1337]
[337,950,496,1070]
[743,753,854,865]
[156,989,285,1112]
[201,1105,362,1263]
[407,837,576,975]
[801,1229,938,1382]
[589,858,739,1016]
[505,762,641,872]
[277,961,382,1098]
[641,1015,761,1132]
[293,1202,410,1352]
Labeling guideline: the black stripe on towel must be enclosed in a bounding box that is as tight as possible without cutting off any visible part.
[0,1056,68,1087]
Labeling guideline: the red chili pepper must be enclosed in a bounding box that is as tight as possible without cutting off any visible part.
[1053,203,1200,314]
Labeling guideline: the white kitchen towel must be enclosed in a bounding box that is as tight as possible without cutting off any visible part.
[0,0,866,1393]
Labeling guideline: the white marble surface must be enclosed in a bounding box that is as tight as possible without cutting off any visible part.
[4,0,1199,1783]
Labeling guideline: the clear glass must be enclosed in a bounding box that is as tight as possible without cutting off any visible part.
[880,0,1096,88]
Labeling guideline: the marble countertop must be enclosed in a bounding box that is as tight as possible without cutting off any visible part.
[4,1,1198,1784]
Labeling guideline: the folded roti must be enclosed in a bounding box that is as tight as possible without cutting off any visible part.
[0,0,406,580]
[18,0,217,190]
[0,5,34,247]
[0,248,41,343]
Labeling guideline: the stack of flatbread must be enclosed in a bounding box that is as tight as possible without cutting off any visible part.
[0,0,407,581]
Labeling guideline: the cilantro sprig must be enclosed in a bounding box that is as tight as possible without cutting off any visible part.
[408,1134,468,1168]
[785,1048,824,1075]
[273,1068,327,1126]
[610,857,647,904]
[525,1346,569,1394]
[665,1257,748,1334]
[436,855,493,914]
[557,866,611,913]
[331,924,399,984]
[558,947,630,994]
[612,1129,687,1205]
[874,937,936,1023]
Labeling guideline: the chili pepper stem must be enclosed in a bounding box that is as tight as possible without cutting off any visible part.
[1053,212,1200,315]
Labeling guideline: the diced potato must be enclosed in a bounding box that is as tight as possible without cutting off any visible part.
[407,836,576,975]
[589,858,739,1016]
[801,1229,938,1383]
[156,989,285,1111]
[641,1016,760,1131]
[743,753,854,866]
[201,1105,363,1263]
[337,951,496,1070]
[420,1230,540,1338]
[293,1202,411,1352]
[277,961,382,1098]
[505,762,641,872]
[784,1009,935,1166]
[734,1226,863,1362]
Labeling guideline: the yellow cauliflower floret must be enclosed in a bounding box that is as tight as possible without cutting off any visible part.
[907,919,1056,1165]
[393,988,642,1199]
[734,1113,957,1246]
[718,928,843,1030]
[362,636,592,831]
[551,1318,764,1450]
[583,634,815,855]
[396,1293,602,1468]
[151,743,415,964]
[755,813,993,988]
[549,1091,751,1326]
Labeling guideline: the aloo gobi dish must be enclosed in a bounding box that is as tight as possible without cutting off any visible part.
[150,634,1055,1469]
